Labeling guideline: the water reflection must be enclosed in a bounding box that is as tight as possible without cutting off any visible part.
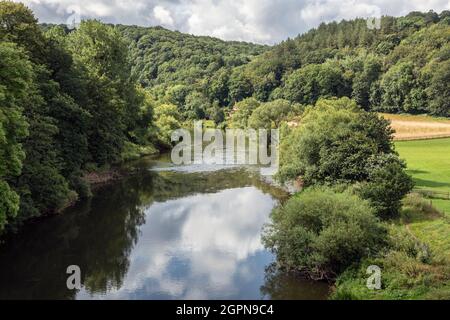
[78,187,276,299]
[0,158,329,300]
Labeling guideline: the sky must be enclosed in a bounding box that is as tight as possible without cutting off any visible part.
[14,0,450,44]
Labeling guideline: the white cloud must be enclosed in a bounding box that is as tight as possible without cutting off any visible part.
[153,5,173,27]
[76,187,276,299]
[12,0,450,44]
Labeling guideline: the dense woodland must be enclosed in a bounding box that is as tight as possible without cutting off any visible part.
[0,2,159,233]
[1,0,449,238]
[119,10,450,125]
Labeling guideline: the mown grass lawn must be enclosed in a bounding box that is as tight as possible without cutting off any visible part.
[395,137,450,271]
[395,138,450,214]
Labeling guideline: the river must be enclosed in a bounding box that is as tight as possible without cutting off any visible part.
[0,154,329,300]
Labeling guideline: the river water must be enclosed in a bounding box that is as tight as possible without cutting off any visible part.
[0,155,329,300]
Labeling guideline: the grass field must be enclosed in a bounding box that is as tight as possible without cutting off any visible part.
[382,113,450,141]
[395,137,450,283]
[395,138,450,214]
[333,114,450,300]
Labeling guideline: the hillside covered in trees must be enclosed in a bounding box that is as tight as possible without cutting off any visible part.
[118,10,449,126]
[240,11,450,117]
[116,24,268,123]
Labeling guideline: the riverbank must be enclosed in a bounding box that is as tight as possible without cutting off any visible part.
[80,144,160,197]
[0,146,161,242]
[331,136,450,300]
[332,194,450,299]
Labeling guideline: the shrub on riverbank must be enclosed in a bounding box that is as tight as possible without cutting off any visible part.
[351,154,414,219]
[263,187,387,280]
[278,97,413,219]
[332,196,450,300]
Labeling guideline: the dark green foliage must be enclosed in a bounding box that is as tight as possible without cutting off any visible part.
[352,154,414,219]
[65,21,134,165]
[184,91,209,120]
[0,1,46,62]
[0,1,447,238]
[332,220,449,300]
[229,98,261,128]
[153,103,182,149]
[228,67,254,104]
[107,25,268,125]
[278,98,412,218]
[225,12,449,116]
[118,25,266,88]
[379,62,417,113]
[0,42,31,231]
[427,59,450,117]
[278,98,396,184]
[263,187,387,279]
[248,99,303,130]
[282,62,349,105]
[0,2,159,234]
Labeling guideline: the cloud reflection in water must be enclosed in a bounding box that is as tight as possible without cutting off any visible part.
[77,187,277,299]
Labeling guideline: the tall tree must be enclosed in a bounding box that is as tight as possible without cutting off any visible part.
[66,20,138,165]
[0,42,31,231]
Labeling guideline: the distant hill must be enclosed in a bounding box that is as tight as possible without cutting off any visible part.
[233,11,449,116]
[116,25,268,88]
[42,11,450,118]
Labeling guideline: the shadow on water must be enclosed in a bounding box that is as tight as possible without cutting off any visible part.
[0,156,329,300]
[261,265,330,300]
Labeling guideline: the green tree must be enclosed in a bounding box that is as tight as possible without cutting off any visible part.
[66,20,136,165]
[154,103,182,148]
[229,98,261,128]
[282,62,349,105]
[278,97,412,218]
[248,99,301,130]
[278,98,394,183]
[228,68,253,104]
[263,187,387,279]
[165,84,189,109]
[0,42,31,231]
[205,67,230,106]
[205,102,225,124]
[427,60,450,116]
[351,56,382,109]
[353,154,414,219]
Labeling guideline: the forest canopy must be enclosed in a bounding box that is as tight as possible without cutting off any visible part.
[114,10,449,126]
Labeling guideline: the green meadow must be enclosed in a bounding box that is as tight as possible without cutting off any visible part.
[395,138,450,214]
[396,137,450,263]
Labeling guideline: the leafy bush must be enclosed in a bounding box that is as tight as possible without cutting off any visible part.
[278,97,394,184]
[248,99,302,130]
[278,97,413,219]
[332,222,450,300]
[263,187,387,280]
[352,154,414,219]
